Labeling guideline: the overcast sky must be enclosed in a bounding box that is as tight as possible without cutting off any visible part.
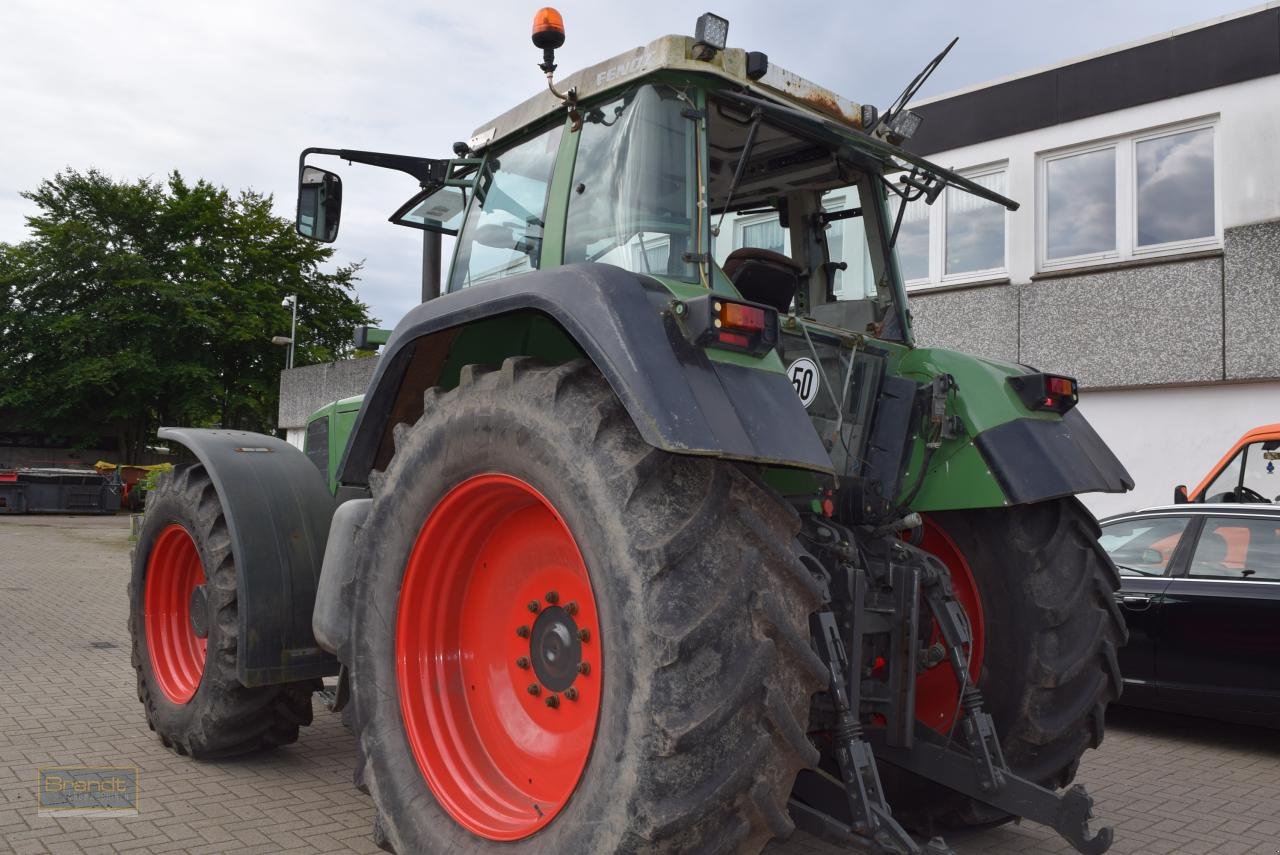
[1,0,1257,328]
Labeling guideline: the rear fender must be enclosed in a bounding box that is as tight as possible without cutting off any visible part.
[337,263,834,485]
[158,428,339,686]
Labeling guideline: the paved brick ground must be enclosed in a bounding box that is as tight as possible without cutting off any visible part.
[2,514,1278,854]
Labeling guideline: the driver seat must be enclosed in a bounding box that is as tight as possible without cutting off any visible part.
[722,247,801,314]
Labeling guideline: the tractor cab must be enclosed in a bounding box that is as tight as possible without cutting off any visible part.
[297,19,1014,348]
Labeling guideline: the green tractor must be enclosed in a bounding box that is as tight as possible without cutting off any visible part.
[128,11,1131,854]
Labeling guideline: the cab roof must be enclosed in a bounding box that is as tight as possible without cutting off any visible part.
[468,35,865,152]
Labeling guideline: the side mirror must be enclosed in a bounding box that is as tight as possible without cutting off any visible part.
[1173,484,1189,504]
[297,165,342,242]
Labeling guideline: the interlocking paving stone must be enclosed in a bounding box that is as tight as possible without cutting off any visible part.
[3,514,1278,854]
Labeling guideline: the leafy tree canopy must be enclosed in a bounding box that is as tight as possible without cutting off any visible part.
[0,168,373,460]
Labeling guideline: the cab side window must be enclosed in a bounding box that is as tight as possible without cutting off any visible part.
[449,125,564,291]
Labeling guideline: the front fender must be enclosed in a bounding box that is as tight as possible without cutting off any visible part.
[338,263,834,485]
[158,428,339,686]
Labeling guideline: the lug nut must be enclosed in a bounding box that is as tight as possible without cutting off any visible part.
[565,601,578,615]
[527,600,540,613]
[516,625,530,638]
[565,687,578,702]
[516,657,530,669]
[527,683,541,696]
[578,628,591,642]
[577,662,591,676]
[545,590,559,604]
[545,694,560,708]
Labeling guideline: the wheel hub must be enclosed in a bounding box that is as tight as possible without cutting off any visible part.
[529,605,581,692]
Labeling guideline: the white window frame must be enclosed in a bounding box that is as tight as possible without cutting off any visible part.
[902,161,1010,292]
[1037,116,1220,273]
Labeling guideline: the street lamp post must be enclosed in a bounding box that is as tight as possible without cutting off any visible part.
[281,295,299,369]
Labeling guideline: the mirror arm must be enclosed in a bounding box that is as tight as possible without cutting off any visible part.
[300,147,448,188]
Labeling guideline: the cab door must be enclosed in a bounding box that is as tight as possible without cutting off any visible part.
[1156,514,1280,722]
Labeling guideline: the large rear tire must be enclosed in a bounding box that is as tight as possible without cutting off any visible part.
[887,497,1126,831]
[346,358,827,853]
[127,464,316,758]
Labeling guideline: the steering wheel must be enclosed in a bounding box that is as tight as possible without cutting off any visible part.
[1235,485,1270,504]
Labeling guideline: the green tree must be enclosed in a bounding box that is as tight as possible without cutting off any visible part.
[0,169,373,460]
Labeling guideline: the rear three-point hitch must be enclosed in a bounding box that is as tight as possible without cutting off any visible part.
[790,513,1114,855]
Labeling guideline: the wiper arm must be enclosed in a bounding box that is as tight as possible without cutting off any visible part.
[716,91,1019,212]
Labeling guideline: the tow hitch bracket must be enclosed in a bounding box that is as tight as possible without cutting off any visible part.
[794,520,1114,855]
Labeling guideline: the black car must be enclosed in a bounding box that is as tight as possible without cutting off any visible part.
[1098,504,1280,726]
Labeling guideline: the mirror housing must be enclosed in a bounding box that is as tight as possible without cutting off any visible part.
[297,165,342,242]
[1173,484,1189,504]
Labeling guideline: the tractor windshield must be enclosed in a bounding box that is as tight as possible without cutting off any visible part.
[563,84,701,282]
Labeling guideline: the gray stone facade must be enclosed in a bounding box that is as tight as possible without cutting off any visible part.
[1224,218,1280,380]
[910,219,1280,389]
[277,357,380,430]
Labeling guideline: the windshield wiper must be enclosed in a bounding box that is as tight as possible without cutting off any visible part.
[717,91,1019,212]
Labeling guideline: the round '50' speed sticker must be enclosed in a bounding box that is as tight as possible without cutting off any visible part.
[787,357,819,408]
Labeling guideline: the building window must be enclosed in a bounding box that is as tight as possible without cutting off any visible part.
[739,218,786,255]
[1135,126,1215,248]
[1045,147,1116,261]
[1038,119,1217,271]
[895,163,1007,289]
[897,197,930,282]
[945,168,1008,276]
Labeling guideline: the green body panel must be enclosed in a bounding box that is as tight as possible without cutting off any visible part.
[305,394,364,495]
[888,344,1054,511]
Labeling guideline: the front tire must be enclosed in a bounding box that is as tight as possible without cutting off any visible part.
[347,358,827,853]
[127,464,316,758]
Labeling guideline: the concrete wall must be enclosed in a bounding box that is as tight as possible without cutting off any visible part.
[277,357,380,431]
[1076,380,1280,519]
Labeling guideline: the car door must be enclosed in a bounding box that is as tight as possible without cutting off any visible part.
[1098,514,1195,702]
[1156,513,1280,722]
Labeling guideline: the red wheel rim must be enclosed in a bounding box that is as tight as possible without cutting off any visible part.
[913,515,985,734]
[397,474,601,841]
[143,523,208,704]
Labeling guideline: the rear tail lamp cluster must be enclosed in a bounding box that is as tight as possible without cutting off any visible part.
[1008,372,1079,414]
[679,294,779,356]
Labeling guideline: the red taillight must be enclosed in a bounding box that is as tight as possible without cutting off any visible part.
[1045,375,1075,398]
[717,301,766,332]
[1008,372,1079,414]
[679,294,779,356]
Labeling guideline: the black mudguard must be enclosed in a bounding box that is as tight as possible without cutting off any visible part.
[337,263,834,486]
[974,408,1135,505]
[158,428,340,686]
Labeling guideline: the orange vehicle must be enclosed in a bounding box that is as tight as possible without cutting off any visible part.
[1175,423,1280,505]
